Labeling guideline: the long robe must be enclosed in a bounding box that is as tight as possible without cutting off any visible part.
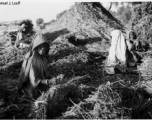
[18,33,50,99]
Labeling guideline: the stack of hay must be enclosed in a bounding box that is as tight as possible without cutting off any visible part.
[60,80,152,119]
[138,56,152,81]
[27,75,92,119]
[61,82,131,119]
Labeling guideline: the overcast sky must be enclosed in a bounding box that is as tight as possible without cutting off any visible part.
[0,0,74,26]
[0,0,123,26]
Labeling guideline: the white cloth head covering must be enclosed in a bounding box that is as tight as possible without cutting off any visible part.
[107,30,127,65]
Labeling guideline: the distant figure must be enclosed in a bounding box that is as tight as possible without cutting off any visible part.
[15,23,30,48]
[36,23,45,32]
[17,33,55,100]
[127,30,142,51]
[105,30,141,74]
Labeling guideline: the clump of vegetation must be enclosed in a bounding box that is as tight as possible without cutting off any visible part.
[132,2,152,50]
[60,77,152,119]
[26,74,152,119]
[138,50,152,81]
[114,4,132,26]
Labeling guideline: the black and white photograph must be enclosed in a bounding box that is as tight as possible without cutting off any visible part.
[0,0,152,119]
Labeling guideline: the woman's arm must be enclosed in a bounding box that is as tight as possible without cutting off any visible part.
[29,64,48,88]
[15,31,23,47]
[126,39,133,51]
[126,40,138,62]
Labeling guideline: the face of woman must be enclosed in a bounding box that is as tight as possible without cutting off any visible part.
[21,24,26,32]
[129,32,134,39]
[22,27,26,32]
[38,44,47,56]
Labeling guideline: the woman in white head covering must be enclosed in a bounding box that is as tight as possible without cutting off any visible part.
[107,30,127,64]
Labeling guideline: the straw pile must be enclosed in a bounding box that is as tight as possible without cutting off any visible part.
[138,51,152,81]
[9,72,150,119]
[27,74,93,119]
[1,48,152,119]
[59,79,152,119]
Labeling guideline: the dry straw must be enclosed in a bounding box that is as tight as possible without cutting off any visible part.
[138,51,152,81]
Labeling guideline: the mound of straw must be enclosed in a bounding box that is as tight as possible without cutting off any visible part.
[138,56,152,81]
[59,79,152,119]
[1,35,152,119]
[27,74,93,119]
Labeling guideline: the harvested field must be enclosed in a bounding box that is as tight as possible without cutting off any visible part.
[1,2,152,119]
[0,37,152,119]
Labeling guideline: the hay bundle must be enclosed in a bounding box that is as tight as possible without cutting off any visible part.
[2,74,152,119]
[61,82,130,119]
[27,75,92,119]
[138,56,152,81]
[0,46,28,80]
[60,78,152,119]
[0,46,28,68]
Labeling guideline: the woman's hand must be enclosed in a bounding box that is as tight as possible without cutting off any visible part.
[47,74,65,86]
[126,40,133,51]
[47,78,57,85]
[130,51,138,62]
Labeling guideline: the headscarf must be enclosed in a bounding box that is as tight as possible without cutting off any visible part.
[127,30,137,40]
[107,30,127,65]
[127,30,133,40]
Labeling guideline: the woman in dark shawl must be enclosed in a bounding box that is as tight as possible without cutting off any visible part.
[127,30,142,51]
[18,33,52,100]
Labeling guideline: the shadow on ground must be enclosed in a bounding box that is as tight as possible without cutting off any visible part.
[68,36,102,46]
[44,28,70,42]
